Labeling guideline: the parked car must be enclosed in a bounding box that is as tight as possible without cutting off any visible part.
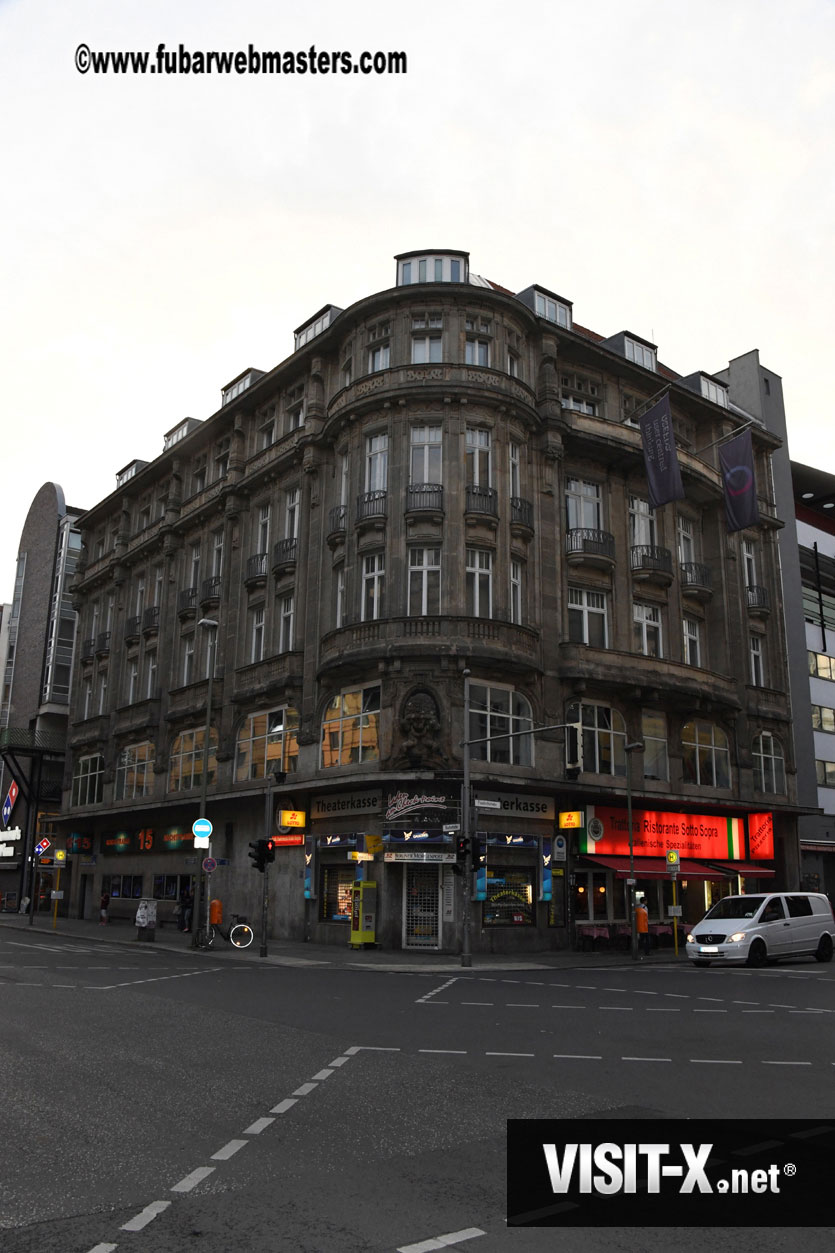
[685,892,835,967]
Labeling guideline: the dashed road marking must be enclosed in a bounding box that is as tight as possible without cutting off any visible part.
[292,1082,317,1096]
[120,1200,171,1231]
[244,1117,274,1135]
[211,1139,247,1160]
[270,1098,298,1114]
[397,1226,485,1252]
[171,1166,215,1193]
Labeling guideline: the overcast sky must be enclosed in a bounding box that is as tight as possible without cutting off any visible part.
[1,0,833,601]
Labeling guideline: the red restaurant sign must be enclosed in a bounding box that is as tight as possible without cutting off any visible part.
[748,811,774,859]
[581,807,747,860]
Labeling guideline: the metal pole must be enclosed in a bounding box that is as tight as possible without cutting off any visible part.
[27,753,43,927]
[460,670,472,969]
[191,620,217,949]
[260,772,273,958]
[625,741,644,963]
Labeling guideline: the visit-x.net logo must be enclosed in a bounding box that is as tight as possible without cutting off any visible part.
[507,1120,833,1226]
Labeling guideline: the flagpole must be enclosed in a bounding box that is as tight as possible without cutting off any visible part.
[693,417,758,456]
[619,383,671,426]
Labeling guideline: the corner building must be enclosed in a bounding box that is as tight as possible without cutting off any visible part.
[63,250,801,952]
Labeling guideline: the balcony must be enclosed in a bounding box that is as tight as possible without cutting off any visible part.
[406,483,444,523]
[565,528,616,571]
[200,575,222,608]
[319,615,540,674]
[232,651,304,701]
[510,496,534,537]
[124,615,141,645]
[465,484,498,521]
[177,586,198,621]
[95,631,111,658]
[746,585,771,618]
[142,605,160,638]
[356,490,387,534]
[630,544,673,587]
[680,562,713,601]
[272,538,298,578]
[245,552,269,589]
[327,504,348,547]
[80,638,96,663]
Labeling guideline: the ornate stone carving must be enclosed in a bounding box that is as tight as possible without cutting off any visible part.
[392,689,447,769]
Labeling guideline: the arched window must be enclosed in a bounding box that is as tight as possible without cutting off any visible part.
[235,707,299,781]
[566,702,626,776]
[753,732,785,794]
[168,726,218,793]
[682,721,730,788]
[468,683,533,766]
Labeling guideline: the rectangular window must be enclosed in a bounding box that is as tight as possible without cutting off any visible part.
[642,711,669,781]
[509,442,521,498]
[192,465,207,495]
[408,547,441,616]
[259,412,276,449]
[182,635,195,686]
[82,676,93,719]
[97,670,108,715]
[410,426,442,484]
[633,603,662,657]
[815,760,835,787]
[335,565,346,629]
[366,433,388,492]
[507,352,519,378]
[677,516,696,564]
[126,658,139,704]
[625,338,656,371]
[510,559,523,625]
[369,343,390,373]
[412,336,442,364]
[321,866,355,921]
[534,291,571,328]
[145,649,157,700]
[71,754,104,806]
[362,553,385,621]
[566,479,601,531]
[285,384,305,431]
[468,683,533,766]
[683,616,701,667]
[629,496,656,547]
[465,338,490,367]
[212,529,224,577]
[115,742,155,801]
[750,634,764,687]
[466,548,493,618]
[189,542,201,588]
[466,427,491,487]
[321,685,381,767]
[743,539,757,588]
[258,504,271,553]
[483,867,535,927]
[811,704,835,733]
[235,707,299,780]
[250,606,265,663]
[568,588,607,647]
[280,593,295,652]
[285,487,299,540]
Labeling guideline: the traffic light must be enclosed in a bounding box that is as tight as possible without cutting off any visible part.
[456,835,470,861]
[248,839,267,872]
[265,838,276,864]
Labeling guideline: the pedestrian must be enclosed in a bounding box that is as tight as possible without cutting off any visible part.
[182,888,194,933]
[99,889,110,926]
[635,898,650,956]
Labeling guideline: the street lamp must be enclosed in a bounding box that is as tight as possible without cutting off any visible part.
[191,618,218,949]
[625,740,645,962]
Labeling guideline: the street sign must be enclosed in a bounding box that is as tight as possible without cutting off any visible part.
[442,823,461,833]
[474,799,501,809]
[192,817,212,848]
[668,905,683,917]
[55,849,66,863]
[2,827,21,841]
[666,849,680,868]
[2,779,19,827]
[34,838,51,856]
[202,857,217,874]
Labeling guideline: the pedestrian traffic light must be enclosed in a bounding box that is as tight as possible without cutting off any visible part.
[248,839,267,872]
[265,838,276,864]
[456,835,470,861]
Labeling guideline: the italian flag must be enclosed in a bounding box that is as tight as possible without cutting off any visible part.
[726,818,743,859]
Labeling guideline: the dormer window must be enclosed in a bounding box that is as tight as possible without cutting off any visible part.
[221,369,263,406]
[396,251,468,286]
[294,305,342,351]
[534,291,572,329]
[701,376,729,408]
[625,338,656,371]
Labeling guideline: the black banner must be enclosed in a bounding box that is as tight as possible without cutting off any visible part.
[719,429,760,532]
[508,1119,834,1226]
[638,395,685,509]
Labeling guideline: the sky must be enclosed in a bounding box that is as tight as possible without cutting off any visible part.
[1,0,834,601]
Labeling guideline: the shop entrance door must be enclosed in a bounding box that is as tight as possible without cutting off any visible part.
[403,864,441,949]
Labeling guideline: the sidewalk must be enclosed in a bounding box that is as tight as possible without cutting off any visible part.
[0,913,687,971]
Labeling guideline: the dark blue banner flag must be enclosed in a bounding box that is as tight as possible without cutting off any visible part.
[719,429,760,532]
[638,395,685,510]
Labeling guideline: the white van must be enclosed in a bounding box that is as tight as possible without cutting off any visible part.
[685,892,834,967]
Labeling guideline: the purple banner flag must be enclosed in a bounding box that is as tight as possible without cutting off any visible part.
[638,394,685,509]
[718,429,760,532]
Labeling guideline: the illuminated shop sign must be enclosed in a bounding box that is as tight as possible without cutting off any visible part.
[581,806,751,860]
[748,812,774,859]
[559,811,583,829]
[100,828,191,855]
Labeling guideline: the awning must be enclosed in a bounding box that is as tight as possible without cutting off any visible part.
[800,843,835,854]
[583,855,735,881]
[707,860,776,878]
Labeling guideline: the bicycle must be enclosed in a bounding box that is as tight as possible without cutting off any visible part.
[195,913,254,950]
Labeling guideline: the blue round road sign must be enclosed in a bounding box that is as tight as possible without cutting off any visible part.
[192,818,213,838]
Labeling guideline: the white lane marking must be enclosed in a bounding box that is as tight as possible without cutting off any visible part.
[602,987,626,992]
[694,1009,727,1013]
[552,1004,585,1009]
[486,1052,534,1057]
[462,1002,493,1006]
[211,1139,248,1160]
[743,1009,774,1013]
[347,1045,401,1052]
[664,993,689,999]
[311,1068,334,1080]
[52,984,77,988]
[501,979,521,984]
[171,1166,215,1192]
[576,985,596,990]
[762,1060,813,1066]
[419,1049,467,1055]
[244,1117,274,1135]
[88,969,222,990]
[623,1056,672,1063]
[554,1053,602,1060]
[328,1056,350,1067]
[87,1244,118,1252]
[507,1003,539,1008]
[733,1000,758,1005]
[690,1059,742,1065]
[528,981,544,986]
[697,997,724,1002]
[120,1200,171,1231]
[270,1098,297,1114]
[633,990,657,996]
[600,1006,633,1011]
[417,977,459,1004]
[791,1009,828,1014]
[397,1227,486,1252]
[769,1003,795,1009]
[292,1082,317,1096]
[646,1008,680,1013]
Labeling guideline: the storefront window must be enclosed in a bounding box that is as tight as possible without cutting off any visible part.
[152,873,192,901]
[321,866,354,921]
[573,870,610,921]
[103,874,143,899]
[483,867,535,926]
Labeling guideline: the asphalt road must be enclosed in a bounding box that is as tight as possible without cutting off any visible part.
[2,932,834,1252]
